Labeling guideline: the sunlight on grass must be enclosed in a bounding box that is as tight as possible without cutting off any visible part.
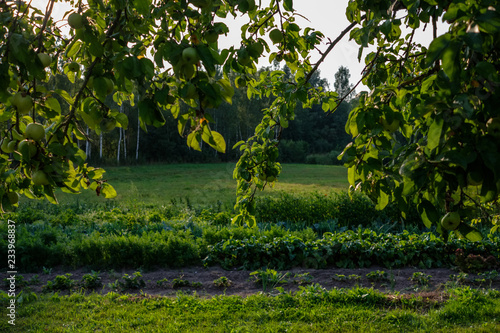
[47,163,349,206]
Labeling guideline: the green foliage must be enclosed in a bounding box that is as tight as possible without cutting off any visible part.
[171,278,191,288]
[455,248,499,273]
[332,274,347,282]
[6,286,500,332]
[255,191,412,227]
[80,271,102,289]
[250,269,290,292]
[0,0,332,215]
[43,274,75,292]
[213,276,232,288]
[278,140,309,163]
[366,270,389,282]
[156,278,169,287]
[205,230,500,270]
[293,272,314,285]
[3,203,499,272]
[171,277,202,289]
[347,275,361,282]
[449,273,470,286]
[3,275,28,288]
[306,151,344,165]
[117,272,145,290]
[410,272,432,287]
[341,0,500,235]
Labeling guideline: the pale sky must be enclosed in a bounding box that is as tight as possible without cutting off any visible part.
[32,0,443,92]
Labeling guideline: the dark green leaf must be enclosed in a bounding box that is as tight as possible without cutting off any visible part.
[427,116,443,151]
[284,0,293,11]
[424,34,451,68]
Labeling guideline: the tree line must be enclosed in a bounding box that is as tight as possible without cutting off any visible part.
[48,65,355,165]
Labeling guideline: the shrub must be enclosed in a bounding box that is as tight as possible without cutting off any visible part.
[306,150,343,165]
[250,269,289,292]
[118,272,145,290]
[43,274,75,292]
[409,272,432,286]
[278,140,309,163]
[213,276,232,288]
[80,271,102,289]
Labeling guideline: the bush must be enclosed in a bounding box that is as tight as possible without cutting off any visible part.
[278,140,309,163]
[306,150,343,165]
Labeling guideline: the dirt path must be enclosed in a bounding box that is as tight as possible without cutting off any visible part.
[6,266,499,297]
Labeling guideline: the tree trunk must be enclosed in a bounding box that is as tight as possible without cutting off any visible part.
[85,127,91,158]
[136,113,140,161]
[123,127,127,161]
[99,133,103,159]
[117,104,125,164]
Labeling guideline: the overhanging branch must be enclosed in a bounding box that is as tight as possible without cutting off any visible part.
[304,16,364,85]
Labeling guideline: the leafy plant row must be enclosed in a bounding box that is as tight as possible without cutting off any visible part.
[2,218,499,271]
[203,230,500,270]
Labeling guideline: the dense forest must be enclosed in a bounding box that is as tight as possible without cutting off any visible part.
[48,65,355,165]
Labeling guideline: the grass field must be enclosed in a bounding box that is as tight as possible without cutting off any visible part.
[52,163,349,206]
[4,287,500,332]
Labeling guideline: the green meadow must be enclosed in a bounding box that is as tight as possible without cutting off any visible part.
[52,163,349,206]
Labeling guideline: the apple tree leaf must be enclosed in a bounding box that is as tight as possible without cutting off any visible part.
[101,183,117,199]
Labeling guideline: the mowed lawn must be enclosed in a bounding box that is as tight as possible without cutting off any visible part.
[52,163,349,206]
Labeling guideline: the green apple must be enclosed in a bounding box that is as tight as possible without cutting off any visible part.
[380,117,400,133]
[11,92,33,115]
[18,140,37,158]
[32,170,49,186]
[486,117,500,138]
[440,212,460,230]
[182,47,199,64]
[7,192,19,205]
[1,139,15,153]
[37,53,52,67]
[237,48,251,66]
[269,29,284,44]
[68,13,84,29]
[205,30,219,43]
[68,62,79,72]
[6,141,17,153]
[25,123,45,141]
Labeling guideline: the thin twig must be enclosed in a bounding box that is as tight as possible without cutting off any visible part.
[328,46,383,115]
[37,0,55,51]
[397,67,438,89]
[304,17,364,85]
